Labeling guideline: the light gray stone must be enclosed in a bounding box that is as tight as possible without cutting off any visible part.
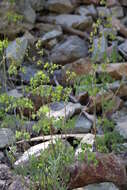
[74,182,119,190]
[6,37,28,68]
[97,7,111,18]
[0,128,15,149]
[76,5,97,18]
[92,34,108,62]
[49,102,82,120]
[110,6,124,18]
[75,133,95,156]
[41,29,62,43]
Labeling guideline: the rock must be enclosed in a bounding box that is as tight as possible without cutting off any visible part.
[8,176,30,190]
[110,6,124,18]
[0,164,12,180]
[119,0,127,6]
[0,152,4,163]
[74,182,119,190]
[98,62,127,80]
[6,37,28,68]
[109,80,127,99]
[0,128,15,149]
[29,0,45,11]
[92,34,108,62]
[45,14,93,30]
[75,133,95,156]
[41,29,63,44]
[68,153,127,189]
[62,58,93,77]
[82,0,100,4]
[70,113,92,134]
[49,102,82,120]
[112,17,127,38]
[19,64,39,84]
[76,5,97,18]
[45,0,76,13]
[7,89,23,98]
[0,1,35,37]
[51,36,88,65]
[115,121,127,140]
[107,0,120,7]
[76,92,89,105]
[88,91,123,114]
[97,7,111,18]
[119,40,127,60]
[35,23,62,36]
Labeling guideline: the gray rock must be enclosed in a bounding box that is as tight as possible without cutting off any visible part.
[36,23,62,36]
[119,40,127,60]
[119,0,127,6]
[51,36,88,64]
[0,128,15,149]
[72,113,92,133]
[45,0,76,13]
[97,7,111,18]
[6,37,28,68]
[7,89,23,98]
[0,1,34,37]
[41,29,63,44]
[0,152,4,163]
[75,133,95,156]
[29,0,45,11]
[115,121,127,140]
[45,14,93,30]
[19,64,39,84]
[74,182,119,190]
[76,5,97,18]
[49,102,82,120]
[92,34,108,62]
[8,176,30,190]
[110,6,124,18]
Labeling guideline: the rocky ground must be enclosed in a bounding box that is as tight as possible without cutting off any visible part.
[0,0,127,189]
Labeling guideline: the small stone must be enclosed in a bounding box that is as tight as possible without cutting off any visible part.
[41,29,62,44]
[6,37,28,68]
[97,7,111,18]
[72,113,92,133]
[0,128,15,149]
[45,0,76,13]
[110,6,124,18]
[119,40,127,60]
[49,102,82,120]
[73,182,119,190]
[75,133,95,156]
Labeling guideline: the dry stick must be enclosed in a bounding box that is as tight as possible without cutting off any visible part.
[16,134,86,145]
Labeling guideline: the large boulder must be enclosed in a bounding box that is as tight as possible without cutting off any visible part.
[43,14,93,30]
[69,153,127,189]
[50,36,88,65]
